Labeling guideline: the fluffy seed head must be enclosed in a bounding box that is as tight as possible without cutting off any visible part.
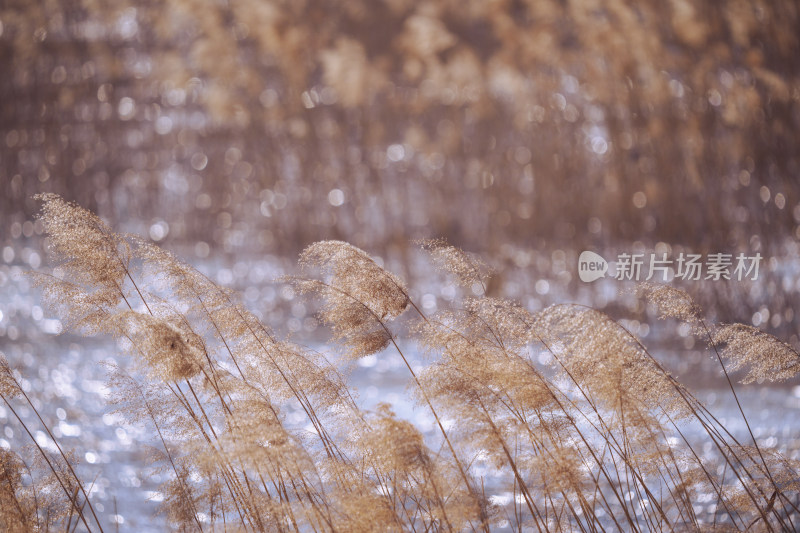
[536,304,689,418]
[35,193,131,297]
[296,241,408,358]
[636,282,702,324]
[299,241,409,320]
[0,353,20,399]
[109,311,205,380]
[419,238,492,289]
[713,323,800,383]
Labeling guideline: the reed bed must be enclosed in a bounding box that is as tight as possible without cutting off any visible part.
[2,194,799,531]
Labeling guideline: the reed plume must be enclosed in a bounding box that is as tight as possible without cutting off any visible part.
[294,240,409,359]
[712,323,800,384]
[0,448,35,532]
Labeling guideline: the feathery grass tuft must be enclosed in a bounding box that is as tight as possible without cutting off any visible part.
[2,195,798,531]
[713,323,800,384]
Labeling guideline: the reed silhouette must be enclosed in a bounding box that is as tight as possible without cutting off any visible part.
[2,194,799,531]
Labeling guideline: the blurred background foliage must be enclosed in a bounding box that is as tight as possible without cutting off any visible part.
[1,0,799,329]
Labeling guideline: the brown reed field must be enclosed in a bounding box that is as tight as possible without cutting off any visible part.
[1,194,799,532]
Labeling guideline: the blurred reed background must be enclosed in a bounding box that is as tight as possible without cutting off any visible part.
[0,4,798,344]
[2,1,800,337]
